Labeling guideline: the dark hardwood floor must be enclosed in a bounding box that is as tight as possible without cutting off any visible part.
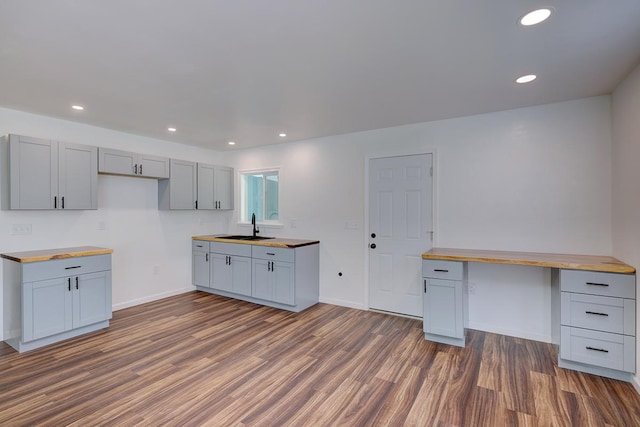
[1,291,640,426]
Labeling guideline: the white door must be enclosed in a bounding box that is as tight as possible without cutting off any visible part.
[369,154,433,317]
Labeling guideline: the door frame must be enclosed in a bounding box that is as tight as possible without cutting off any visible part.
[363,147,439,312]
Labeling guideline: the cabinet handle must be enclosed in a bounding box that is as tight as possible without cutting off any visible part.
[68,278,71,291]
[228,256,232,266]
[586,282,609,287]
[424,279,427,293]
[54,196,57,209]
[434,269,449,273]
[205,253,208,262]
[266,253,275,256]
[61,196,64,209]
[586,346,609,353]
[76,276,79,289]
[195,200,198,209]
[585,311,609,317]
[268,261,272,272]
[134,164,138,174]
[65,265,81,270]
[139,164,143,175]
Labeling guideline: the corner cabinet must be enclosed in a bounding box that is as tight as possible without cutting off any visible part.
[192,240,319,312]
[422,260,468,347]
[2,250,112,353]
[98,148,170,179]
[1,134,98,210]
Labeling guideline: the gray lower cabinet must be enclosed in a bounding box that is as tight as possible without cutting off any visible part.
[3,254,112,352]
[192,240,319,312]
[422,259,467,347]
[557,269,636,380]
[2,134,98,210]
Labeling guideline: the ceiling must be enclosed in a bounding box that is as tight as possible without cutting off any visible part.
[1,1,640,151]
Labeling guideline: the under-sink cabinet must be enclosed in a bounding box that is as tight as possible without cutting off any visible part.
[192,240,319,312]
[2,248,113,353]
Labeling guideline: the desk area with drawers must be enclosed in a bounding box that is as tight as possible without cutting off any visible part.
[422,248,637,382]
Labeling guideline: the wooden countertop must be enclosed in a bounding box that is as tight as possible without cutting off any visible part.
[193,235,319,249]
[1,246,113,263]
[422,248,635,274]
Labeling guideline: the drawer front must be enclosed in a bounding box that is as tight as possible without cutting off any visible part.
[560,292,634,335]
[560,270,635,299]
[23,254,111,282]
[210,242,252,257]
[422,260,463,280]
[252,246,294,263]
[192,240,209,253]
[560,326,635,372]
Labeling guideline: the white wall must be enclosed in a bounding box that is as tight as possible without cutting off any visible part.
[0,108,232,340]
[226,96,613,342]
[612,62,640,385]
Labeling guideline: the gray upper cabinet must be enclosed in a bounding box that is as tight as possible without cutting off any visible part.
[98,148,169,179]
[196,163,234,210]
[1,134,98,210]
[158,159,197,210]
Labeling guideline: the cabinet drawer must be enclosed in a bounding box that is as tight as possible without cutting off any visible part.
[560,326,635,373]
[23,254,111,283]
[252,246,294,263]
[560,270,635,298]
[561,292,635,335]
[422,260,463,280]
[192,240,209,253]
[210,242,252,257]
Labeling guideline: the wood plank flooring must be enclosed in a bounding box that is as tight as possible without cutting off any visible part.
[2,291,640,426]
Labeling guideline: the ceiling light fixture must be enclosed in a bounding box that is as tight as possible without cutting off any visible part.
[279,133,287,137]
[515,74,537,84]
[167,127,177,132]
[228,141,235,145]
[71,105,84,111]
[519,8,551,26]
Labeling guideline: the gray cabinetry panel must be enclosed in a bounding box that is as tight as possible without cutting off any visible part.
[158,159,196,210]
[23,277,72,342]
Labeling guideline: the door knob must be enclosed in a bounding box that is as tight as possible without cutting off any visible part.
[370,243,376,249]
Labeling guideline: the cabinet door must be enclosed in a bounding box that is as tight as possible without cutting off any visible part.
[214,166,234,210]
[196,163,216,210]
[73,271,112,328]
[423,278,463,339]
[139,154,170,178]
[23,277,73,341]
[231,255,252,296]
[166,159,196,209]
[252,259,273,301]
[58,142,98,210]
[210,253,232,292]
[273,261,295,305]
[9,135,57,209]
[193,251,210,287]
[98,148,137,176]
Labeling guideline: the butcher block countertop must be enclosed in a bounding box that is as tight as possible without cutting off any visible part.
[422,248,635,274]
[193,235,319,249]
[1,246,113,263]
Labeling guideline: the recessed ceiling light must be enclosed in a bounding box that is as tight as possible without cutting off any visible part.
[228,141,236,145]
[519,8,551,26]
[71,105,84,111]
[279,133,287,137]
[167,127,177,132]
[515,74,537,84]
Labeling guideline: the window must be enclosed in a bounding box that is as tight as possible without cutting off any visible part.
[240,169,279,223]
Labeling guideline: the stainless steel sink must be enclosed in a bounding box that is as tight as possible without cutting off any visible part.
[221,235,275,241]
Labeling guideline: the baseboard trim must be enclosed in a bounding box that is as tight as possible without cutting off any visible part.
[468,320,551,343]
[112,287,194,312]
[632,375,640,396]
[318,297,366,311]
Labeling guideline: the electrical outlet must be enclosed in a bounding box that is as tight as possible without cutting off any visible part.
[11,224,32,235]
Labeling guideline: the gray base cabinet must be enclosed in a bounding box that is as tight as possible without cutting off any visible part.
[422,260,467,347]
[193,240,319,312]
[557,269,636,380]
[3,254,112,353]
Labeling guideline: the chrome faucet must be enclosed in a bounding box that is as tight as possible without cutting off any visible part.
[252,213,260,237]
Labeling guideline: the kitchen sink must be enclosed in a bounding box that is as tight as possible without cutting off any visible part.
[221,235,275,241]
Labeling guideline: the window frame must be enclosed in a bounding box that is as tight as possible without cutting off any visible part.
[238,167,282,226]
